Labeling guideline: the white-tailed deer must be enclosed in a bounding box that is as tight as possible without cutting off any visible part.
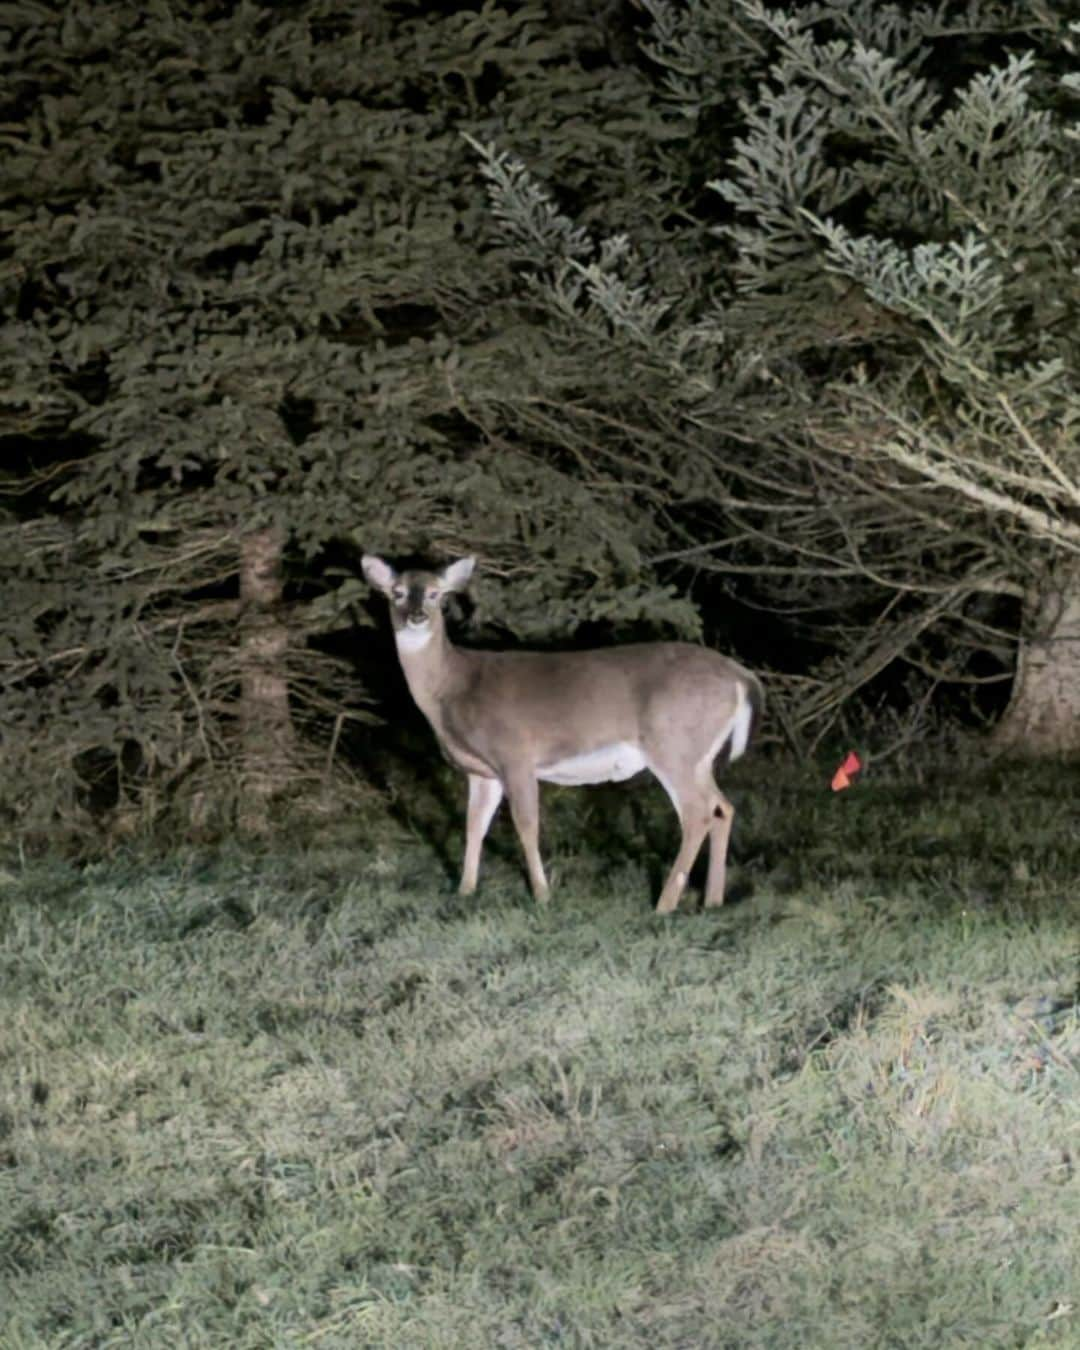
[362,555,762,912]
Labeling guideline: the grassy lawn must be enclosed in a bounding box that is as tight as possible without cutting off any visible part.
[1,760,1078,1347]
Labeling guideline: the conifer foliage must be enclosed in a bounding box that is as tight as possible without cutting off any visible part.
[4,1,1077,847]
[479,0,1080,751]
[713,1,1080,751]
[0,1,701,840]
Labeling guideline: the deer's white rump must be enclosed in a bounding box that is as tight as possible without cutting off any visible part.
[362,554,763,912]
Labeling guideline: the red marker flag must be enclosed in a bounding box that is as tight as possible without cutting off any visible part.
[831,750,862,792]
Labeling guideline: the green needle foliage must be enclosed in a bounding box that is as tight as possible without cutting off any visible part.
[1,1,716,845]
[474,0,1080,752]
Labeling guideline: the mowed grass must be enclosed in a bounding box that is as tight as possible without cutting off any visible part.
[1,760,1078,1348]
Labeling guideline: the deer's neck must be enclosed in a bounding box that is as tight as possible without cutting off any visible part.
[394,620,466,721]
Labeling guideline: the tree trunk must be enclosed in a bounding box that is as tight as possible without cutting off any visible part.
[237,524,295,832]
[992,563,1080,758]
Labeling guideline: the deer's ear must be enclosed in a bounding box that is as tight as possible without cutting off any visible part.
[362,554,398,595]
[440,556,476,593]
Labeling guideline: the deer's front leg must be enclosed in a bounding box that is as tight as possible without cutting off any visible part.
[503,767,549,902]
[459,774,504,895]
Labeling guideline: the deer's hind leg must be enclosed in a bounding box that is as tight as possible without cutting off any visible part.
[704,787,734,907]
[649,761,713,914]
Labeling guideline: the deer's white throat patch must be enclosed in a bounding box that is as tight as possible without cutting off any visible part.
[539,742,647,787]
[396,624,434,654]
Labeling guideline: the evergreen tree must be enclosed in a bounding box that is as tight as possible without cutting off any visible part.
[717,0,1080,752]
[478,0,1080,752]
[0,0,708,841]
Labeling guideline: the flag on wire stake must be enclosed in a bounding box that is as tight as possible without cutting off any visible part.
[831,751,863,792]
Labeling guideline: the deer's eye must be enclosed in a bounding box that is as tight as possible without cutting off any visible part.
[391,588,406,602]
[426,589,440,602]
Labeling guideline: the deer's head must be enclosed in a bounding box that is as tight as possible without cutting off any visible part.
[362,555,475,649]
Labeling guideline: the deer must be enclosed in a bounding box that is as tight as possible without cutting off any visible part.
[362,555,763,913]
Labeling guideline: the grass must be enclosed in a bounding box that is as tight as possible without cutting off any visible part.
[1,757,1078,1347]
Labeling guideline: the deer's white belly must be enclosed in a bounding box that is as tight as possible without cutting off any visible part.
[538,742,647,786]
